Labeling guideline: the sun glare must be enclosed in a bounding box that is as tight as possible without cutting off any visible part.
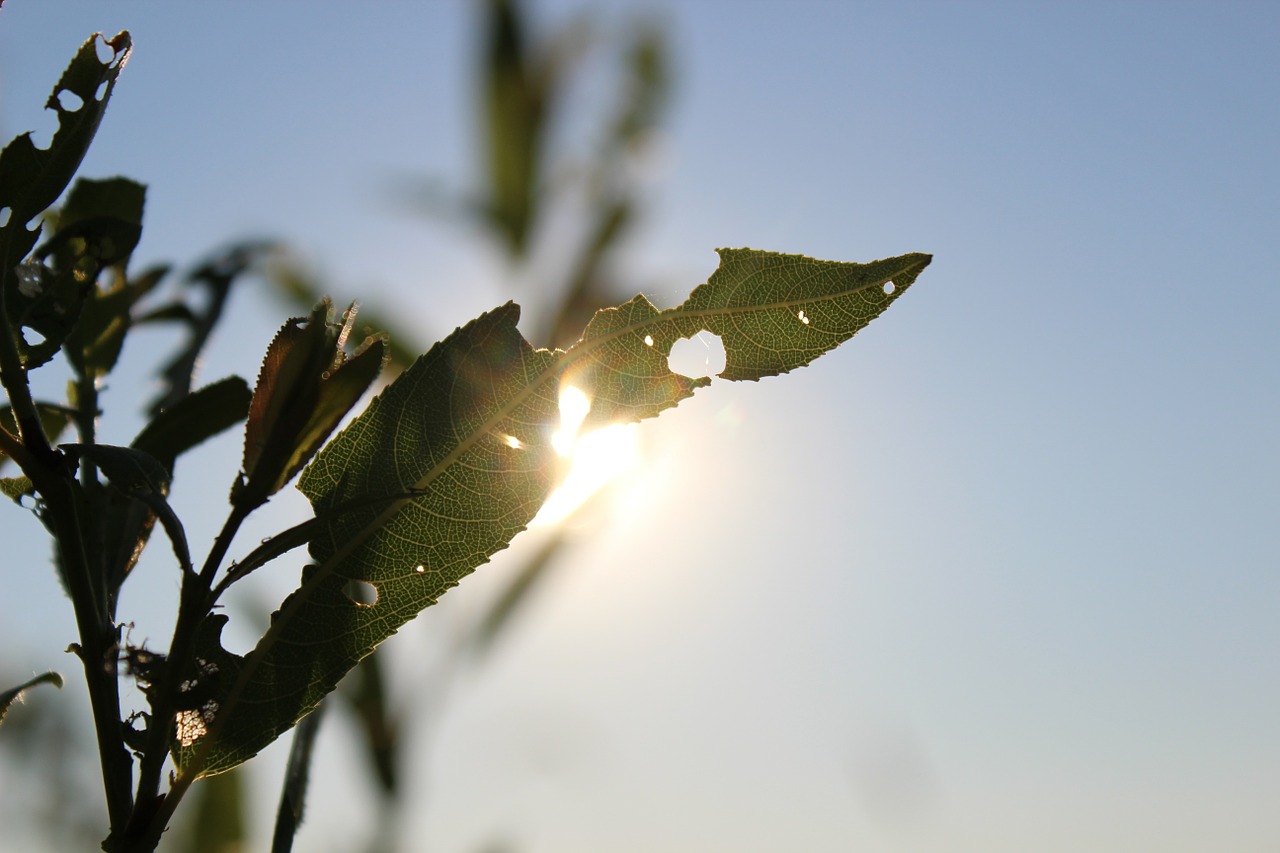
[534,384,640,526]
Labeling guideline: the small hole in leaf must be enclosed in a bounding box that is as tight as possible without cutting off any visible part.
[343,579,378,607]
[643,334,654,347]
[883,280,896,295]
[0,207,10,228]
[797,310,810,325]
[414,565,427,575]
[95,80,109,101]
[667,332,726,379]
[56,90,84,112]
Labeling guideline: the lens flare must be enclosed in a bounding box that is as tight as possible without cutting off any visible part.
[534,385,640,525]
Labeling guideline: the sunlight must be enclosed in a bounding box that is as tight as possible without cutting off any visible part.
[533,384,641,526]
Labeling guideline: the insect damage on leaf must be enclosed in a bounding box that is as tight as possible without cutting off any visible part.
[175,248,931,777]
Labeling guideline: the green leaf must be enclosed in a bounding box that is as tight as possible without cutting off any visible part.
[0,475,35,504]
[0,32,132,270]
[46,177,153,379]
[133,376,252,473]
[39,176,146,269]
[0,671,63,727]
[176,248,930,775]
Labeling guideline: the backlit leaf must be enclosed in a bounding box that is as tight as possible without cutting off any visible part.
[0,671,63,727]
[176,248,930,775]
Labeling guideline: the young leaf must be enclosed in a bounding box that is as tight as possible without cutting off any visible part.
[0,671,64,727]
[176,248,930,776]
[235,301,386,511]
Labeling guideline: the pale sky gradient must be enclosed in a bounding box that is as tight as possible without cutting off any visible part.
[1,2,1278,852]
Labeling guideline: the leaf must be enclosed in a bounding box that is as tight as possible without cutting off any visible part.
[177,248,931,775]
[63,443,193,575]
[0,671,63,727]
[337,650,398,794]
[236,301,385,510]
[5,178,146,375]
[46,177,153,379]
[480,0,586,255]
[0,475,34,504]
[270,705,325,853]
[149,241,275,416]
[0,32,132,270]
[38,176,146,269]
[132,376,253,473]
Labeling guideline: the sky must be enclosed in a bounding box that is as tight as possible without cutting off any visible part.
[1,1,1279,852]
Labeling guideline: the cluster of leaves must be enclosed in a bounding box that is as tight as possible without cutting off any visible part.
[0,24,929,853]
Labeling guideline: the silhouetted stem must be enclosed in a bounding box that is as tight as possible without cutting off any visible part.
[0,271,133,842]
[128,499,251,847]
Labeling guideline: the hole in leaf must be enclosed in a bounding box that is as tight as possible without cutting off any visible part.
[797,310,810,325]
[343,579,378,607]
[0,207,9,227]
[29,117,56,151]
[414,565,427,575]
[667,332,726,379]
[96,80,109,101]
[94,36,115,64]
[643,334,654,347]
[883,280,896,295]
[56,90,84,112]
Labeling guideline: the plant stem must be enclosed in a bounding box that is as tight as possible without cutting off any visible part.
[127,500,251,846]
[0,270,134,841]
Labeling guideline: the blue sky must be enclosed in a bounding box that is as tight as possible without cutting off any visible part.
[2,2,1278,851]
